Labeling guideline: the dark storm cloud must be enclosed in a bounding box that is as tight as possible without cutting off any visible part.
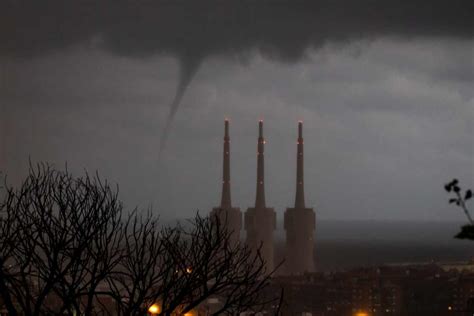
[1,0,472,61]
[2,0,472,152]
[1,1,472,222]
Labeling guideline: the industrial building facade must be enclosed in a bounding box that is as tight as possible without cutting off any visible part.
[212,119,316,275]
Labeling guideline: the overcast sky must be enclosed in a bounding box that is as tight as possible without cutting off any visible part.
[1,0,472,222]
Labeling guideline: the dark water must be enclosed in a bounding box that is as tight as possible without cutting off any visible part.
[169,218,472,271]
[275,220,472,271]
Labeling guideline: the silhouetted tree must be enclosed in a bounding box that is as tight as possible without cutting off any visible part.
[107,212,279,316]
[0,165,281,315]
[0,164,125,316]
[444,179,473,240]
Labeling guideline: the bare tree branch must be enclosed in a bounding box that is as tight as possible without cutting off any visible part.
[0,164,282,315]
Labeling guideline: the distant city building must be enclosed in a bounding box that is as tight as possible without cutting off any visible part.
[269,262,474,316]
[284,121,316,275]
[211,119,242,246]
[245,120,276,272]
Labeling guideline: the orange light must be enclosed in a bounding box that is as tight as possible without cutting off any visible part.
[355,313,369,316]
[186,267,192,274]
[148,303,161,314]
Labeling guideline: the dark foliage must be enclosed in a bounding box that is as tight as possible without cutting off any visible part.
[454,225,474,240]
[444,178,473,240]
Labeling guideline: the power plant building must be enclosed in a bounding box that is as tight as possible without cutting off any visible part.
[284,121,316,274]
[211,119,242,246]
[211,119,315,275]
[244,120,276,272]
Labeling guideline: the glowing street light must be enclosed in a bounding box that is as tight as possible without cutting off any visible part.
[148,303,161,315]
